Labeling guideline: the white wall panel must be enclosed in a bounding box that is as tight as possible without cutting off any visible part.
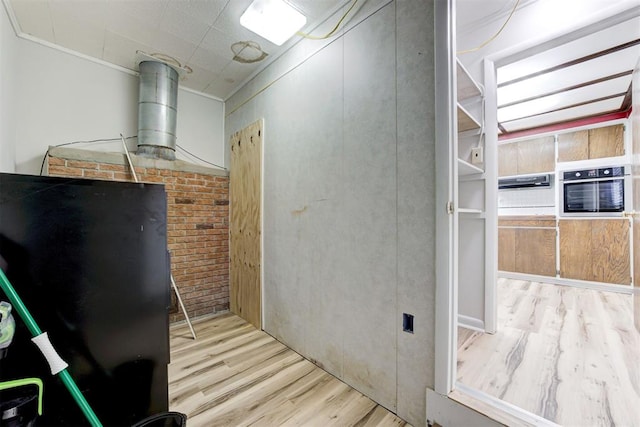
[225,1,436,425]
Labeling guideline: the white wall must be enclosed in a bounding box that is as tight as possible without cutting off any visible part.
[225,1,435,425]
[1,5,224,175]
[0,2,17,173]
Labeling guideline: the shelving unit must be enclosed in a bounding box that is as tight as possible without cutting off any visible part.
[455,58,489,332]
[458,158,484,176]
[457,103,481,132]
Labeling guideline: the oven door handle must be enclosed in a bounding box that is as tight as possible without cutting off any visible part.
[563,177,625,184]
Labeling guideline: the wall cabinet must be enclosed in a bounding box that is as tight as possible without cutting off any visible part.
[559,218,630,285]
[557,124,624,162]
[498,217,556,277]
[498,136,555,176]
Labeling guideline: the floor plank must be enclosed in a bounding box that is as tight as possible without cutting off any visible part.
[169,313,409,427]
[457,279,640,426]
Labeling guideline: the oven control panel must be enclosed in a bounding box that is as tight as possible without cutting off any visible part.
[563,166,624,181]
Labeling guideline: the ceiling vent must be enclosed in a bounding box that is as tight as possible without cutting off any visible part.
[231,41,268,63]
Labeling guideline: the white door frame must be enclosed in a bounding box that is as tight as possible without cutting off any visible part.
[434,0,640,411]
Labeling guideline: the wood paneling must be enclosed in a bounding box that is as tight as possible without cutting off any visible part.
[499,137,554,177]
[516,136,555,175]
[514,228,556,277]
[169,314,408,427]
[499,218,556,227]
[230,119,262,329]
[591,219,630,285]
[559,219,630,285]
[589,124,624,159]
[498,228,515,272]
[558,130,588,162]
[498,143,518,177]
[498,219,557,277]
[559,220,593,281]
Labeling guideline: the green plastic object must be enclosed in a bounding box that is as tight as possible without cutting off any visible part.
[0,268,103,427]
[0,377,44,416]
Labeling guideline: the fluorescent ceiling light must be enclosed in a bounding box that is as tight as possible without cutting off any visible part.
[240,0,307,46]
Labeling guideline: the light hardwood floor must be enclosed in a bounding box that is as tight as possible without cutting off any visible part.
[457,278,640,426]
[169,313,410,427]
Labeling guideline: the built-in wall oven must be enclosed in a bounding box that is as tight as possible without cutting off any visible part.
[560,166,629,216]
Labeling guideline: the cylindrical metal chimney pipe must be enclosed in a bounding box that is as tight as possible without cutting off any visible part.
[137,61,178,160]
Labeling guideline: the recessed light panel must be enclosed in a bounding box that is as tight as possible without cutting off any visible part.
[240,0,307,46]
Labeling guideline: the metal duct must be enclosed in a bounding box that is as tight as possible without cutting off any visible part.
[137,61,178,160]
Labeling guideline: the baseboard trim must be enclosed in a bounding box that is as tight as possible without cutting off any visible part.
[498,271,633,294]
[457,315,485,332]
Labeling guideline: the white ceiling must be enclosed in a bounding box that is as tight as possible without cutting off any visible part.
[496,16,640,133]
[457,0,640,135]
[5,0,344,99]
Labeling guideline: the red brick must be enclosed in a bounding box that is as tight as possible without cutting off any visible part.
[67,160,98,169]
[48,165,83,177]
[47,156,65,166]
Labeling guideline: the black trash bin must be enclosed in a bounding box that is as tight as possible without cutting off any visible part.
[132,411,187,427]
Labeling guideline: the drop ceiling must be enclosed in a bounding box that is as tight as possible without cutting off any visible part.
[4,0,344,99]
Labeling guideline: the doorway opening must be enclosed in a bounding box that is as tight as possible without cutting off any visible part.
[444,1,640,425]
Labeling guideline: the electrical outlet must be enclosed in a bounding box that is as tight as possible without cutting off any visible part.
[403,313,414,333]
[471,147,483,164]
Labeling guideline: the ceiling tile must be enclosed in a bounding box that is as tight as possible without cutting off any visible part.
[149,30,198,65]
[188,47,228,73]
[103,30,152,71]
[107,0,168,23]
[219,59,259,85]
[49,0,108,26]
[203,76,237,99]
[105,9,159,47]
[180,64,219,92]
[164,0,228,26]
[10,0,54,42]
[199,26,239,59]
[50,8,106,59]
[158,6,210,45]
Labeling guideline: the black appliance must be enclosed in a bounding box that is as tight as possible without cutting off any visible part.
[561,166,626,215]
[0,173,170,426]
[498,174,551,189]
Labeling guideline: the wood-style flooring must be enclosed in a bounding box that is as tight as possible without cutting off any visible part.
[457,278,640,426]
[169,313,409,427]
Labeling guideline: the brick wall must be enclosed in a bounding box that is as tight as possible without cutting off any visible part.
[47,148,229,323]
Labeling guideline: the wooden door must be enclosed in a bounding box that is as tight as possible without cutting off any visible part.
[498,142,518,177]
[589,124,624,159]
[591,219,630,285]
[515,228,556,277]
[559,219,630,284]
[516,136,555,174]
[497,228,515,271]
[230,119,262,329]
[558,130,589,162]
[559,220,593,281]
